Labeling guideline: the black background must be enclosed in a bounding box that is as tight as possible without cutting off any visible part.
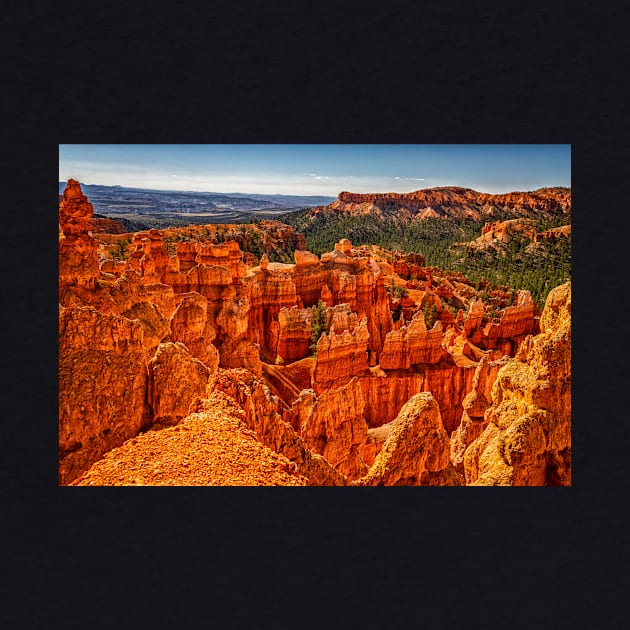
[2,1,628,628]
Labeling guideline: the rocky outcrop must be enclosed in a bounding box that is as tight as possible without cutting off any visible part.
[457,219,571,252]
[218,338,262,377]
[449,355,510,473]
[147,342,212,427]
[298,378,369,479]
[359,372,424,427]
[170,292,220,371]
[536,224,571,241]
[59,306,151,485]
[380,311,450,369]
[211,369,346,485]
[73,389,308,486]
[58,179,99,299]
[356,393,463,486]
[463,282,571,486]
[312,314,369,394]
[276,306,313,362]
[317,187,571,221]
[391,251,426,279]
[463,291,539,352]
[60,181,570,486]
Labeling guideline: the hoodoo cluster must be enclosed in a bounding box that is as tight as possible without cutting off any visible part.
[59,180,571,486]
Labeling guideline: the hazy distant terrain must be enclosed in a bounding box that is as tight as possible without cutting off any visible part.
[58,182,335,226]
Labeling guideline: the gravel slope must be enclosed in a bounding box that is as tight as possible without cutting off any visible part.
[72,391,307,486]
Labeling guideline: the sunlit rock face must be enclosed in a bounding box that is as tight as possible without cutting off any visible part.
[356,393,463,486]
[58,305,151,485]
[463,282,571,486]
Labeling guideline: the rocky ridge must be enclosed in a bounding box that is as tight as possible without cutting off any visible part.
[311,187,571,222]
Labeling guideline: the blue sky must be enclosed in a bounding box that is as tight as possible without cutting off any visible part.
[59,144,571,196]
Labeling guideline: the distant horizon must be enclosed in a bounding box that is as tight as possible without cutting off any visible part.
[59,178,570,199]
[59,144,571,196]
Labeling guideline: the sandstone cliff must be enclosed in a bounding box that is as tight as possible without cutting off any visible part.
[312,187,571,221]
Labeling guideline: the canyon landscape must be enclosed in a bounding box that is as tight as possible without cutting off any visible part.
[59,160,571,486]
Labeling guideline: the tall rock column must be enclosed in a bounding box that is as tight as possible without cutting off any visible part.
[58,179,99,300]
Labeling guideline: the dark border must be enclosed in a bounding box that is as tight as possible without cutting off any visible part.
[4,2,626,628]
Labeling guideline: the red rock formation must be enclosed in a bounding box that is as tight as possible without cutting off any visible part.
[276,305,313,362]
[458,219,571,251]
[147,342,212,426]
[536,224,571,241]
[58,179,99,299]
[449,355,510,473]
[380,311,450,369]
[218,338,262,377]
[463,282,571,486]
[298,377,369,479]
[359,422,393,468]
[356,393,463,486]
[59,306,151,485]
[126,230,171,283]
[391,251,426,279]
[478,218,538,244]
[244,262,299,352]
[60,182,570,486]
[211,369,346,485]
[261,358,314,409]
[312,314,369,394]
[170,291,220,371]
[463,290,539,353]
[315,187,571,221]
[359,371,424,427]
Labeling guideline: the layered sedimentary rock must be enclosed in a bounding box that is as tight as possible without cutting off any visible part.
[380,312,450,369]
[90,215,126,234]
[298,377,369,479]
[536,224,571,241]
[218,338,262,377]
[391,251,426,279]
[59,306,151,485]
[463,282,571,486]
[312,315,369,394]
[457,219,571,252]
[315,187,571,221]
[170,292,220,371]
[276,306,314,362]
[359,371,424,427]
[147,342,212,426]
[357,393,463,486]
